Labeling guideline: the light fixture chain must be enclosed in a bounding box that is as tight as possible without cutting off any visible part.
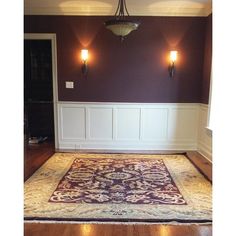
[114,0,121,16]
[123,0,130,16]
[114,0,130,19]
[120,0,125,17]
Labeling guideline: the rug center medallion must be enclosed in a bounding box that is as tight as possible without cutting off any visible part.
[49,158,186,205]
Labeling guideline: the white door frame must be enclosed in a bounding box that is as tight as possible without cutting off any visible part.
[24,33,59,149]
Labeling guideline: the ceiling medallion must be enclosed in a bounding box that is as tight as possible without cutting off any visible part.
[104,0,140,41]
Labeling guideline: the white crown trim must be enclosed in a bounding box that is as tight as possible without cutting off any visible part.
[24,5,212,17]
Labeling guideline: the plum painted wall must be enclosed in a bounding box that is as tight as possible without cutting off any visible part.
[24,15,211,103]
[201,14,212,104]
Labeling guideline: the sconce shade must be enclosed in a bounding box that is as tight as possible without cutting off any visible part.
[81,49,88,61]
[170,51,177,62]
[81,49,88,76]
[104,0,140,41]
[169,51,178,78]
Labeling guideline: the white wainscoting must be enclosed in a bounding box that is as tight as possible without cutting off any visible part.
[57,102,200,151]
[197,104,212,161]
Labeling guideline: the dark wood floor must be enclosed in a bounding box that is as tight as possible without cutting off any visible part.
[24,223,212,236]
[24,139,55,181]
[24,148,212,236]
[186,151,212,182]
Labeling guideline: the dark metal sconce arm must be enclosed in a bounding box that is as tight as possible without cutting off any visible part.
[168,61,175,78]
[82,61,88,76]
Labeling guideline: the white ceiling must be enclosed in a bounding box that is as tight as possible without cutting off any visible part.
[24,0,212,16]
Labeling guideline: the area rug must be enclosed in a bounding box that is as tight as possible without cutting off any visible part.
[24,153,212,223]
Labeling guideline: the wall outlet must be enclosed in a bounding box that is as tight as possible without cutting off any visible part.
[65,81,74,89]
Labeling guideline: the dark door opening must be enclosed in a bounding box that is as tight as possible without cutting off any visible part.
[24,39,55,146]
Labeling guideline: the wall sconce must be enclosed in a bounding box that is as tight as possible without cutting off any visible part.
[81,49,88,76]
[168,51,177,78]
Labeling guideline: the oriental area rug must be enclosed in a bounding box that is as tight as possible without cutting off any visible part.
[24,153,212,223]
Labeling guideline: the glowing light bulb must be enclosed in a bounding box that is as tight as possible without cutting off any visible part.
[81,49,88,62]
[170,51,177,62]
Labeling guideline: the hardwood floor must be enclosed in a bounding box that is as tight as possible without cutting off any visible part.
[24,223,212,236]
[186,151,212,182]
[24,150,212,236]
[24,139,55,181]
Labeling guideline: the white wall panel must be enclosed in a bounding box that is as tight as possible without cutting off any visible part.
[58,102,201,150]
[142,108,168,141]
[197,104,212,161]
[116,108,140,140]
[60,106,86,140]
[88,108,113,140]
[168,108,198,141]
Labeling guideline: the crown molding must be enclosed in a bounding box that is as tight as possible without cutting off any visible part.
[24,4,212,17]
[24,6,113,16]
[205,4,212,16]
[131,6,211,17]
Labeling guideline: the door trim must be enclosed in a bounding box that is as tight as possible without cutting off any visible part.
[24,33,59,149]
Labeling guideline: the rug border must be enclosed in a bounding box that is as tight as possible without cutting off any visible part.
[24,216,212,224]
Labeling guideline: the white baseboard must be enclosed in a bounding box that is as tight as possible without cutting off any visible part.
[198,142,212,163]
[59,141,198,151]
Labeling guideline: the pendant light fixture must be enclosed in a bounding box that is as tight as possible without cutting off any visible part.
[104,0,140,41]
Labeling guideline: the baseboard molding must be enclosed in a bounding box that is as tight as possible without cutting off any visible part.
[59,142,197,151]
[198,144,212,164]
[56,149,187,154]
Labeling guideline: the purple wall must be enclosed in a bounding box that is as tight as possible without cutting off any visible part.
[201,14,212,104]
[24,15,211,103]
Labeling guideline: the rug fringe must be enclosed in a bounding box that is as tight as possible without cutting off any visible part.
[24,220,212,225]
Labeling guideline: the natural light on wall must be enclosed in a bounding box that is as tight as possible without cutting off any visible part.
[207,67,213,131]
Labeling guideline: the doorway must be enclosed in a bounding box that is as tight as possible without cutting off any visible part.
[24,34,58,180]
[24,39,54,144]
